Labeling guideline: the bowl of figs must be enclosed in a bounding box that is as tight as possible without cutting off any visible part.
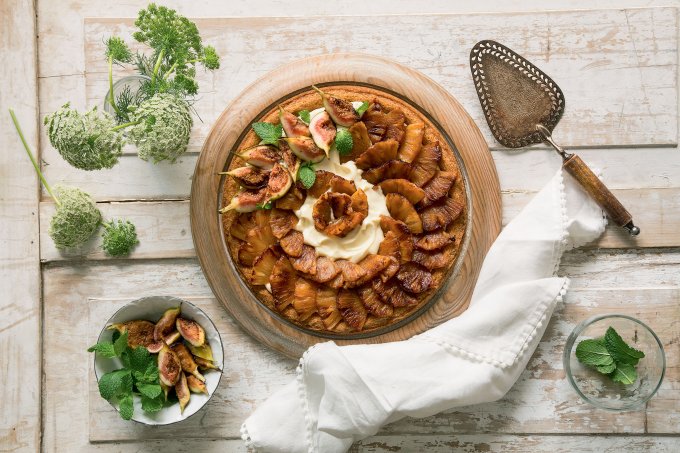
[89,296,223,424]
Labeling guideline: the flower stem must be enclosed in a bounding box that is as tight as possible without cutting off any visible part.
[110,119,142,131]
[9,109,61,207]
[162,62,178,81]
[151,49,165,85]
[107,57,122,117]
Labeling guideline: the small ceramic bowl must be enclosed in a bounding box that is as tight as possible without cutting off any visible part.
[563,314,665,411]
[93,296,223,425]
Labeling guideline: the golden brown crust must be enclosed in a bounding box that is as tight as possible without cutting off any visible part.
[221,84,467,335]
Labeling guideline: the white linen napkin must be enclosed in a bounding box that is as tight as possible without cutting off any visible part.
[241,169,607,453]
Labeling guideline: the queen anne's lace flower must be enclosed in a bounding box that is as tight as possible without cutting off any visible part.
[102,219,139,257]
[49,186,102,249]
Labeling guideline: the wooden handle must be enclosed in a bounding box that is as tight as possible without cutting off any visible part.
[563,154,638,233]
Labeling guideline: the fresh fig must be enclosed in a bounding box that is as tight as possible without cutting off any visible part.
[313,86,359,127]
[153,306,181,342]
[172,343,206,382]
[221,187,267,213]
[158,345,182,387]
[224,166,270,189]
[187,375,209,395]
[263,163,293,204]
[163,330,181,345]
[175,372,190,414]
[160,382,170,400]
[236,145,280,169]
[279,140,300,181]
[146,341,165,354]
[279,106,310,138]
[108,320,161,352]
[176,317,206,347]
[284,137,325,163]
[309,111,336,156]
[188,343,214,361]
[194,356,220,371]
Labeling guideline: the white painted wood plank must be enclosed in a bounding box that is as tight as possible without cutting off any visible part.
[0,1,41,451]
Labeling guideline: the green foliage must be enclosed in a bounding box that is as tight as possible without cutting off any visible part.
[297,110,311,125]
[102,219,139,257]
[335,128,353,156]
[88,331,164,421]
[202,45,220,70]
[355,101,369,117]
[44,103,124,171]
[105,37,133,64]
[49,185,102,249]
[298,164,316,189]
[112,84,148,124]
[129,93,193,163]
[575,326,645,385]
[252,122,283,146]
[256,201,273,210]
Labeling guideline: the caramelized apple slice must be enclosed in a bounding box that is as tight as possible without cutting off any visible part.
[396,262,433,294]
[386,193,423,234]
[355,139,399,170]
[409,141,441,187]
[316,287,342,329]
[378,179,426,204]
[420,198,464,232]
[309,110,336,156]
[378,230,400,258]
[340,121,371,164]
[335,259,367,285]
[279,106,310,138]
[230,213,256,241]
[337,289,367,330]
[279,230,303,258]
[350,189,368,217]
[237,145,280,169]
[290,245,317,275]
[225,166,269,189]
[412,245,455,271]
[250,247,279,285]
[270,256,297,310]
[221,187,267,213]
[362,160,412,185]
[398,122,425,163]
[357,286,394,318]
[313,86,360,127]
[415,230,455,251]
[270,208,298,239]
[263,163,293,203]
[238,226,275,266]
[417,171,457,209]
[284,137,325,163]
[275,186,306,210]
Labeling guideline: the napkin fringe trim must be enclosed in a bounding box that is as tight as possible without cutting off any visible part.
[240,423,255,450]
[298,345,318,453]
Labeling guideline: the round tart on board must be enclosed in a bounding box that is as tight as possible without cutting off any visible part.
[191,54,501,358]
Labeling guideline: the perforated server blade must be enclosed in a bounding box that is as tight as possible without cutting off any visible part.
[470,40,639,236]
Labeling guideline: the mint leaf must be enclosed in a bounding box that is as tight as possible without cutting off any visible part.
[604,327,645,366]
[134,361,159,384]
[137,383,162,399]
[575,338,614,367]
[611,362,638,385]
[298,110,311,125]
[141,394,164,413]
[596,362,617,374]
[335,129,353,156]
[252,122,283,145]
[256,201,273,210]
[113,331,129,357]
[98,369,131,400]
[88,341,116,358]
[118,393,134,420]
[128,346,152,373]
[355,101,369,117]
[298,165,316,189]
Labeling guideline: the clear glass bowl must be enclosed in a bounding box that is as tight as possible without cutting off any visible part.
[564,314,665,411]
[103,74,150,119]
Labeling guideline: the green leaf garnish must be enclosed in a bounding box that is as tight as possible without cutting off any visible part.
[87,341,116,358]
[355,101,369,117]
[252,122,283,145]
[604,326,645,366]
[575,326,645,385]
[611,362,638,385]
[256,201,273,210]
[335,129,353,156]
[141,394,165,413]
[118,393,134,420]
[298,164,316,189]
[137,382,163,399]
[575,338,613,367]
[298,110,311,125]
[113,331,129,357]
[98,369,132,400]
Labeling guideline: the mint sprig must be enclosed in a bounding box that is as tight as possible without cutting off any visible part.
[297,110,311,125]
[252,122,283,145]
[335,129,353,156]
[575,326,645,385]
[298,164,316,189]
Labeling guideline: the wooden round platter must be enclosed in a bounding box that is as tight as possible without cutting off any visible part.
[191,53,501,358]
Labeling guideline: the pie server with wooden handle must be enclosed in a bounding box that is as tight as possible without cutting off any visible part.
[470,40,640,236]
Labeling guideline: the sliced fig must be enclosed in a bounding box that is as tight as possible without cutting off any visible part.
[341,121,371,163]
[188,343,214,362]
[279,106,310,138]
[236,145,280,169]
[362,160,412,185]
[160,382,170,400]
[284,137,325,163]
[309,110,336,156]
[279,140,301,181]
[224,166,270,189]
[187,375,209,395]
[194,356,220,371]
[163,331,181,346]
[221,187,267,213]
[313,86,360,127]
[154,306,181,342]
[158,345,182,387]
[172,343,206,382]
[175,372,190,414]
[146,341,165,353]
[355,139,399,170]
[263,163,293,203]
[108,320,157,350]
[176,317,206,347]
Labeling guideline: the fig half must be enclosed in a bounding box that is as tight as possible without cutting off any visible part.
[194,356,220,371]
[172,343,206,382]
[158,345,182,387]
[188,343,214,361]
[221,187,267,213]
[309,111,336,156]
[279,106,310,138]
[224,166,270,189]
[108,320,163,352]
[153,306,181,342]
[187,375,209,395]
[284,137,325,163]
[175,372,190,414]
[313,86,359,127]
[236,145,280,169]
[264,163,293,204]
[176,317,206,347]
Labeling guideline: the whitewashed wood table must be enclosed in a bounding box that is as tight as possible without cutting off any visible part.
[2,1,680,452]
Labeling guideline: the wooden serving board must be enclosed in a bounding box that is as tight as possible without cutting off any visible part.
[191,53,501,358]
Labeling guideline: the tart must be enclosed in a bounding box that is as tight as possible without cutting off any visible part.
[220,84,467,335]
